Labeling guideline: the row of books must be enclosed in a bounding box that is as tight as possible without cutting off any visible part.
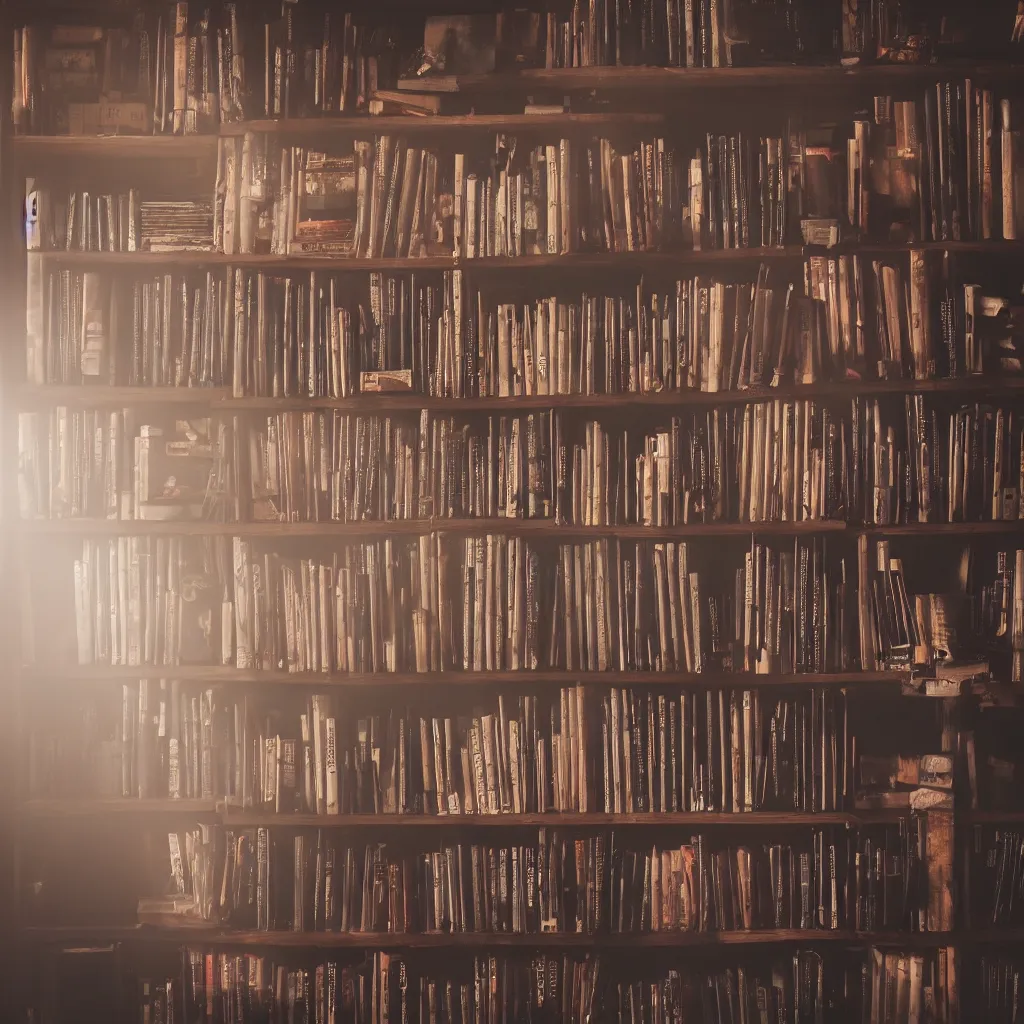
[16,402,842,526]
[12,6,393,136]
[27,260,1023,395]
[241,687,855,816]
[24,87,1024,253]
[802,87,1021,246]
[543,0,727,69]
[25,393,1024,528]
[139,947,952,1024]
[208,111,1017,256]
[49,533,857,673]
[65,536,233,668]
[27,88,1024,254]
[977,956,1024,1023]
[855,398,1024,526]
[964,826,1024,928]
[32,681,862,817]
[26,268,230,389]
[860,540,1024,677]
[12,3,1018,135]
[240,534,850,677]
[17,410,227,523]
[45,531,1024,675]
[219,133,778,259]
[28,682,218,803]
[28,189,217,254]
[29,681,959,821]
[167,951,592,1024]
[160,821,948,935]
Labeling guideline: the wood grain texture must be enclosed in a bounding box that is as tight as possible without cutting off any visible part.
[21,926,959,948]
[15,518,847,539]
[16,375,1024,414]
[19,665,905,687]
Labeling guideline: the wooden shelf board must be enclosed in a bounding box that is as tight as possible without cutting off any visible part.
[21,925,955,948]
[21,804,906,826]
[16,518,846,539]
[22,799,218,817]
[219,810,907,828]
[36,251,457,270]
[16,375,1024,414]
[19,665,904,687]
[962,810,1024,824]
[34,248,803,270]
[859,522,1024,537]
[224,113,667,137]
[29,241,1024,270]
[422,63,1024,94]
[11,134,219,163]
[16,385,230,406]
[22,516,1024,540]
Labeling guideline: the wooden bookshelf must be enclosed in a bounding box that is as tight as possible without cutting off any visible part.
[14,30,1021,1022]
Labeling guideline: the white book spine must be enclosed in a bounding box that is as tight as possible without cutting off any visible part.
[233,536,253,669]
[325,716,338,815]
[466,175,478,259]
[545,145,560,255]
[1003,99,1017,240]
[453,153,465,256]
[689,159,703,250]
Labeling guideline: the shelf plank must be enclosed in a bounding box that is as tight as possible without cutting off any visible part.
[19,804,906,826]
[16,374,1024,413]
[22,799,218,817]
[33,248,801,270]
[15,385,231,407]
[16,518,846,539]
[23,516,1024,540]
[224,113,668,137]
[19,665,905,687]
[11,134,219,164]
[21,925,955,948]
[28,241,1024,271]
[419,63,1024,94]
[35,251,458,270]
[961,810,1024,824]
[859,522,1024,537]
[219,810,907,828]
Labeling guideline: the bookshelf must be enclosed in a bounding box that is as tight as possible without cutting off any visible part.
[11,3,1024,1023]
